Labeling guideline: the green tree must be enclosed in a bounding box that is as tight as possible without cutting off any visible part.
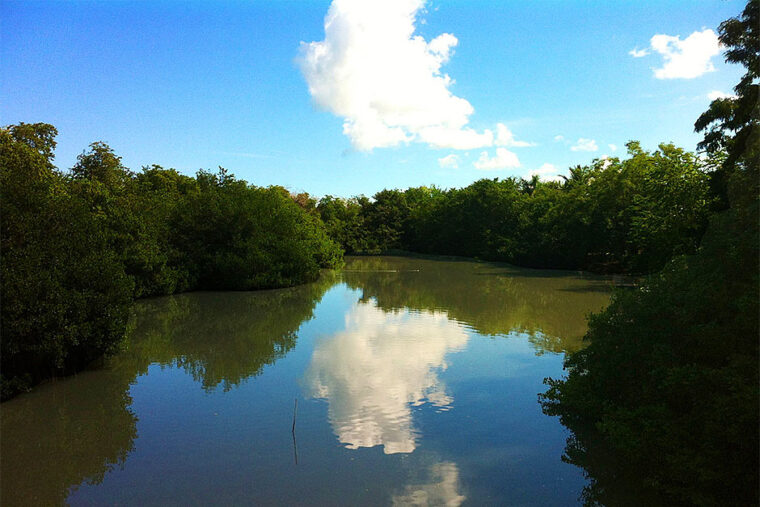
[542,3,759,502]
[1,124,344,399]
[171,168,341,290]
[1,125,133,399]
[317,195,370,253]
[694,0,759,207]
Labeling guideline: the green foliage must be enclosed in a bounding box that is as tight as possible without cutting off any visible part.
[318,144,712,274]
[68,145,193,298]
[171,170,341,290]
[1,125,134,399]
[695,0,759,208]
[540,162,759,505]
[543,5,759,502]
[317,195,373,253]
[1,124,343,399]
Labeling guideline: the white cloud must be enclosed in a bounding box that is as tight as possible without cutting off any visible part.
[570,138,598,152]
[495,123,534,147]
[438,154,459,169]
[473,148,520,170]
[418,125,494,150]
[553,135,564,142]
[649,29,721,79]
[527,163,562,182]
[298,0,497,151]
[304,303,468,454]
[707,90,736,101]
[629,47,650,58]
[608,143,617,152]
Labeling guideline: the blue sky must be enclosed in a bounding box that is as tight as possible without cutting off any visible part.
[2,0,745,197]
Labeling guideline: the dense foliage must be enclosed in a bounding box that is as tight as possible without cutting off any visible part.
[541,2,759,504]
[0,129,722,401]
[313,142,713,274]
[0,125,342,399]
[0,126,134,399]
[695,0,759,208]
[541,163,758,504]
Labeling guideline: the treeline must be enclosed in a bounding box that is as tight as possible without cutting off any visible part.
[0,124,341,399]
[310,142,714,274]
[542,2,759,504]
[0,126,723,400]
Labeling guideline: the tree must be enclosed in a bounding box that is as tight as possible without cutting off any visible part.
[694,0,759,207]
[1,123,345,399]
[1,125,133,399]
[171,168,341,290]
[542,3,759,503]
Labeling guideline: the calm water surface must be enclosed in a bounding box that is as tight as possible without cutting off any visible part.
[1,256,615,506]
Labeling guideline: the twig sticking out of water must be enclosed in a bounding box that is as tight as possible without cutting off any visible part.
[292,398,299,465]
[292,397,298,434]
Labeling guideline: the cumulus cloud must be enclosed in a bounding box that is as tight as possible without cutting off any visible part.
[473,148,520,170]
[298,0,500,151]
[303,303,469,454]
[527,163,562,182]
[608,143,617,152]
[418,126,494,150]
[570,138,598,152]
[707,90,737,100]
[631,29,721,79]
[495,123,534,147]
[438,154,459,169]
[629,47,650,58]
[553,135,565,142]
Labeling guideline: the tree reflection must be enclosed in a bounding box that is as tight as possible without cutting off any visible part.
[0,274,335,506]
[342,256,614,353]
[0,368,137,506]
[125,272,335,391]
[545,423,666,506]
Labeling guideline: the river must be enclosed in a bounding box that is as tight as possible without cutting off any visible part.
[1,256,615,506]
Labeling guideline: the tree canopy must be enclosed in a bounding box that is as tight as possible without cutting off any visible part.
[0,125,342,399]
[542,3,759,503]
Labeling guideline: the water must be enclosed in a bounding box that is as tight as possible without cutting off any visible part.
[1,256,614,506]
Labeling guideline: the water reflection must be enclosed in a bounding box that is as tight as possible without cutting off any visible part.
[126,279,332,390]
[342,256,613,353]
[393,461,466,506]
[0,257,614,506]
[0,280,332,507]
[0,368,137,506]
[304,303,468,453]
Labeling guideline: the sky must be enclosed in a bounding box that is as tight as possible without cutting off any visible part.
[2,0,746,197]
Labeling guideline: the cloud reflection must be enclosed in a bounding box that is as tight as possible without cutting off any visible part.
[304,302,468,454]
[393,461,466,506]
